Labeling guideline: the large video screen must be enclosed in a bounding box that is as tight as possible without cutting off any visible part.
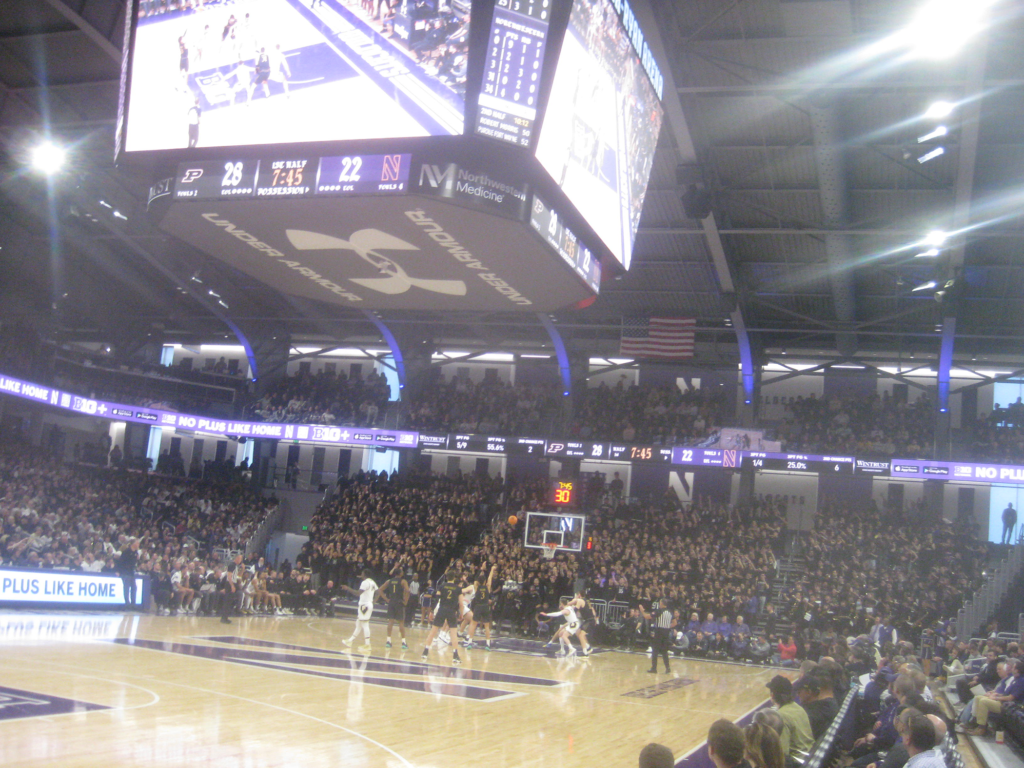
[534,0,663,269]
[123,0,471,152]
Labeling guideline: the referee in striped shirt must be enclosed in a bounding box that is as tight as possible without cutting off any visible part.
[642,598,676,674]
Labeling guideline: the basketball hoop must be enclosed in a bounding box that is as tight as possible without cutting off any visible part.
[541,543,558,561]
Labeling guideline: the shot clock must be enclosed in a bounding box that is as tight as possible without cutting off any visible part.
[551,478,575,506]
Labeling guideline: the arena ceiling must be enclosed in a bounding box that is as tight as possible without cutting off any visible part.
[1,0,1022,369]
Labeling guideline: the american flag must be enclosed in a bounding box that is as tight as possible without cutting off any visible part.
[619,317,696,359]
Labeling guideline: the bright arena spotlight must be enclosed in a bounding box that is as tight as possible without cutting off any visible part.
[30,141,66,175]
[900,0,999,59]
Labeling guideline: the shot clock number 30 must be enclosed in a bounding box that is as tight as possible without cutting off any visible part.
[551,479,575,506]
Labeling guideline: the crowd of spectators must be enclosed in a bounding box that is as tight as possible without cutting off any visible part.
[247,368,392,427]
[965,398,1024,463]
[570,381,727,443]
[772,392,935,458]
[302,469,498,589]
[780,499,988,645]
[0,442,278,592]
[401,377,561,435]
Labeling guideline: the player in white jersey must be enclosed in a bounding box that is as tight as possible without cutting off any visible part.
[341,569,379,652]
[457,575,476,638]
[541,597,583,657]
[269,44,292,98]
[568,593,593,656]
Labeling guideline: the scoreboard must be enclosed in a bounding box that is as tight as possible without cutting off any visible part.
[475,0,553,147]
[529,195,601,293]
[126,0,669,311]
[172,154,412,202]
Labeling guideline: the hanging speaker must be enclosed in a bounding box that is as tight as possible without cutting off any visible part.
[681,184,712,219]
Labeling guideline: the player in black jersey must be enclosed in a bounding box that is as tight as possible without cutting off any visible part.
[178,35,190,92]
[380,565,410,650]
[462,563,497,650]
[249,47,273,102]
[421,564,462,665]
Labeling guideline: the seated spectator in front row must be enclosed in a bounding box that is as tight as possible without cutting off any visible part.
[901,714,944,768]
[744,719,785,768]
[767,675,814,760]
[955,650,1000,705]
[966,658,1024,736]
[958,661,1010,729]
[775,635,799,667]
[709,719,753,768]
[751,709,798,768]
[639,743,674,768]
[797,667,839,740]
[750,635,772,664]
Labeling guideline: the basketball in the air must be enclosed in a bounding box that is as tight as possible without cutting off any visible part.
[508,515,518,526]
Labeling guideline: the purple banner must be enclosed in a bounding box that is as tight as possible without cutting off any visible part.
[890,458,1024,483]
[670,448,741,467]
[0,372,418,450]
[669,448,854,468]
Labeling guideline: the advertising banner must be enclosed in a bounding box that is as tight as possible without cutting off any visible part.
[0,568,146,607]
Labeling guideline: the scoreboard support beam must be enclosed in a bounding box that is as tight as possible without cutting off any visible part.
[538,314,573,398]
[363,311,407,394]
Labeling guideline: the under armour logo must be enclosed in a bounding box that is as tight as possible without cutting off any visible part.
[181,169,204,183]
[286,228,467,296]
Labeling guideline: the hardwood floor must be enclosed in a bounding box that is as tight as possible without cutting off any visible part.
[0,612,775,767]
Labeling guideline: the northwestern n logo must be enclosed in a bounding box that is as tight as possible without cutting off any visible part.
[286,228,466,296]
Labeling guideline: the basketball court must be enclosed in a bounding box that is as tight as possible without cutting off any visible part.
[0,611,773,767]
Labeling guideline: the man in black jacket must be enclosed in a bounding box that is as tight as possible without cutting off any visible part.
[956,650,1001,704]
[116,538,141,609]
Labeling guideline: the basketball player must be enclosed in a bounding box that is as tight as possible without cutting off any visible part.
[541,597,583,657]
[569,592,594,656]
[248,47,273,102]
[422,565,462,665]
[225,56,252,105]
[187,97,201,148]
[463,563,497,650]
[379,565,409,650]
[419,578,434,627]
[341,569,378,652]
[178,35,191,92]
[457,572,476,638]
[269,44,292,98]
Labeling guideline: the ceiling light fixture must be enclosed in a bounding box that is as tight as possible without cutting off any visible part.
[917,147,945,163]
[924,101,955,119]
[918,125,948,143]
[30,142,66,175]
[912,280,937,292]
[923,230,949,246]
[902,0,995,59]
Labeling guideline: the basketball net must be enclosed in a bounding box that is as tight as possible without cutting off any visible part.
[541,543,557,561]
